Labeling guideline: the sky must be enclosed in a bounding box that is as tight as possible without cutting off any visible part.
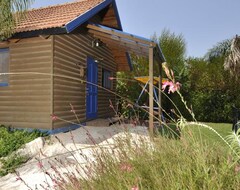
[32,0,240,57]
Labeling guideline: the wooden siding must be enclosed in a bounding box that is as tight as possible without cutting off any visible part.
[0,37,53,129]
[53,33,117,129]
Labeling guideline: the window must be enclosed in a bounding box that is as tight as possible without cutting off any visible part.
[102,69,112,89]
[0,48,9,86]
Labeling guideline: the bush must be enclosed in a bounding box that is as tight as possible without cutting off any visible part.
[0,125,47,176]
[0,126,47,157]
[0,154,28,176]
[190,90,233,123]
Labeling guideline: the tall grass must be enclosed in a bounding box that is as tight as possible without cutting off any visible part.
[56,130,240,190]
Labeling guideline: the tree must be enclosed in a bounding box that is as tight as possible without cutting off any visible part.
[159,29,187,77]
[205,36,240,76]
[204,39,231,61]
[0,0,33,40]
[224,36,240,76]
[188,38,240,122]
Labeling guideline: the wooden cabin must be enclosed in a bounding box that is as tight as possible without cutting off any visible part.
[0,0,165,133]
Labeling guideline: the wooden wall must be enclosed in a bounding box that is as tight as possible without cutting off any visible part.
[53,33,117,129]
[0,37,53,129]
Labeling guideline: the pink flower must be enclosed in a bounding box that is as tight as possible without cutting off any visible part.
[16,177,22,181]
[120,163,133,172]
[131,185,139,190]
[37,162,43,169]
[162,81,181,94]
[162,81,172,91]
[50,114,57,121]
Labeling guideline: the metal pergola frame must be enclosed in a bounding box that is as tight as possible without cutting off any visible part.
[87,23,166,135]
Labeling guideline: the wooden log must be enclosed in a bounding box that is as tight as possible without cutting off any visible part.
[158,61,162,124]
[149,47,154,136]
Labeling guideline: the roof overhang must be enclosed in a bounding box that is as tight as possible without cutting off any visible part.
[87,23,166,71]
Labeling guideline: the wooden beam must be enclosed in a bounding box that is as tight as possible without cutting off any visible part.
[158,60,162,125]
[109,45,148,57]
[87,24,156,46]
[101,39,148,53]
[89,29,149,50]
[149,47,154,136]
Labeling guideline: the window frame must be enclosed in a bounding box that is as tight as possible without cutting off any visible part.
[102,69,112,90]
[0,48,9,87]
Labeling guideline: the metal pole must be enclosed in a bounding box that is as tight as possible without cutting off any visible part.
[149,46,154,136]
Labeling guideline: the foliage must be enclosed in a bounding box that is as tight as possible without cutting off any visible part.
[224,36,240,76]
[0,0,33,40]
[0,154,28,176]
[0,125,47,176]
[159,29,187,77]
[0,125,47,157]
[204,39,231,61]
[186,56,240,122]
[158,30,191,120]
[190,90,233,122]
[205,36,240,76]
[116,56,150,118]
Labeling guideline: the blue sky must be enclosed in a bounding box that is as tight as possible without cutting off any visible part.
[32,0,240,57]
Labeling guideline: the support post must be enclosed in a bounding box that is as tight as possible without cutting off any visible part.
[158,62,162,125]
[149,47,154,136]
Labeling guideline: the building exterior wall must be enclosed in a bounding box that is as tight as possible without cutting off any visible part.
[0,36,53,129]
[53,33,117,129]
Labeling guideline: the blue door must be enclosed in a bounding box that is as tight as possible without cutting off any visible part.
[86,57,98,119]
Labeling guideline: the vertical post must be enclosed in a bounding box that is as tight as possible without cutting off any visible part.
[158,62,162,125]
[149,46,154,136]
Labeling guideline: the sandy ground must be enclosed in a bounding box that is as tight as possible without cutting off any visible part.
[0,122,149,190]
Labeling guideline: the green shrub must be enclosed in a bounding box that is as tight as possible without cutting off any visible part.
[0,154,28,176]
[0,125,47,176]
[190,90,233,123]
[0,126,47,157]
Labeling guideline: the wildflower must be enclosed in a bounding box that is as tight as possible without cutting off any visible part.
[16,177,22,181]
[235,165,240,173]
[131,185,139,190]
[37,161,43,169]
[50,114,57,121]
[162,62,171,79]
[162,81,172,90]
[162,81,181,94]
[120,163,133,172]
[132,120,137,127]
